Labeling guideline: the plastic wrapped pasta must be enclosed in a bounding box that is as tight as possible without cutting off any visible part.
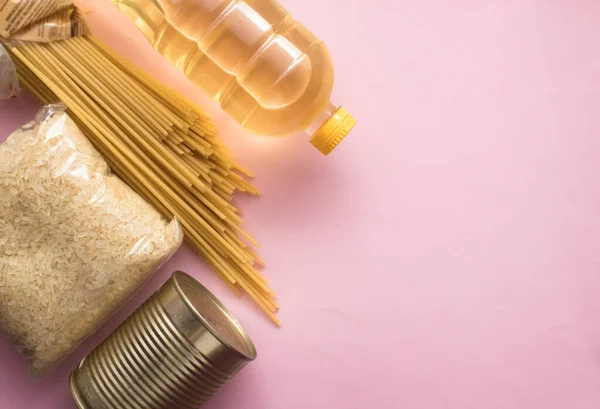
[0,104,183,376]
[0,0,88,101]
[0,0,88,42]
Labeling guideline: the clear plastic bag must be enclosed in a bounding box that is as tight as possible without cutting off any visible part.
[0,43,17,99]
[0,104,183,376]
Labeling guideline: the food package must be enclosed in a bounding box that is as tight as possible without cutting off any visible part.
[0,43,17,99]
[0,104,183,375]
[0,0,88,42]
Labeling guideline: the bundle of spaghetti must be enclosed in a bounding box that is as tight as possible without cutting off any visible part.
[3,36,279,324]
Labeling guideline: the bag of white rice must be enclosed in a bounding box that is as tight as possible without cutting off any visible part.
[0,104,183,376]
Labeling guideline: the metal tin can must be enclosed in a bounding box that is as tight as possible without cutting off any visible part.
[70,271,257,409]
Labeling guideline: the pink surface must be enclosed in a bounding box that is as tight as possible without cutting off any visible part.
[2,1,600,408]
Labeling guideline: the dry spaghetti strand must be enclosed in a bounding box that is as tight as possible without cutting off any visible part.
[4,36,279,324]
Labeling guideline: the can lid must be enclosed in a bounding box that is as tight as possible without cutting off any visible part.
[172,271,257,361]
[309,106,356,155]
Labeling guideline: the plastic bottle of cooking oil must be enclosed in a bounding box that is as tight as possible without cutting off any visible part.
[109,0,355,155]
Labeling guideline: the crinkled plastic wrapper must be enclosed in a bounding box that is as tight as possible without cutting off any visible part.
[0,104,183,376]
[0,43,17,99]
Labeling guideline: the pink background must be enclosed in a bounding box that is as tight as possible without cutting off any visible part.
[2,0,600,408]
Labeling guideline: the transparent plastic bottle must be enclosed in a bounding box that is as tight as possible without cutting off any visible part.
[109,0,355,155]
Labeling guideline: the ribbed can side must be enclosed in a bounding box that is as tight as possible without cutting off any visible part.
[71,272,256,409]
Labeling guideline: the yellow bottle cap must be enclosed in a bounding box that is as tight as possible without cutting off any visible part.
[310,106,356,155]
